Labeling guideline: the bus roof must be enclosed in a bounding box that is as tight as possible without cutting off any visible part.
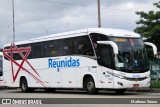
[4,28,141,47]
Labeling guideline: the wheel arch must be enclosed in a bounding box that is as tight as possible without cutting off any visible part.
[82,73,97,88]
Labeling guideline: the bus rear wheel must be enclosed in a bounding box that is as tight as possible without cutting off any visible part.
[20,78,34,93]
[85,77,98,94]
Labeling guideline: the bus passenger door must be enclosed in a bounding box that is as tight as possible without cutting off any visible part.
[97,44,114,88]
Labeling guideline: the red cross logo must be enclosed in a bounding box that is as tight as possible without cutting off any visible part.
[3,43,48,87]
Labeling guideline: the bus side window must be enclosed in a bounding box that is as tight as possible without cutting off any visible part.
[74,36,94,56]
[65,38,74,55]
[45,41,58,57]
[13,53,22,60]
[22,44,32,59]
[59,39,68,56]
[4,47,10,60]
[97,45,114,68]
[90,33,109,49]
[31,43,44,58]
[59,38,74,56]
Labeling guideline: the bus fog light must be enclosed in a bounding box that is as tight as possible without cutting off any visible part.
[117,82,123,86]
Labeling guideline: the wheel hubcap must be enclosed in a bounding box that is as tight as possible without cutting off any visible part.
[87,81,94,91]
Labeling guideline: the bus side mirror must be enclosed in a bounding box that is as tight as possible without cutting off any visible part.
[144,42,157,55]
[97,41,118,54]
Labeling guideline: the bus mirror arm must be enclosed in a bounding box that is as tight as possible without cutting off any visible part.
[144,42,157,55]
[97,41,118,54]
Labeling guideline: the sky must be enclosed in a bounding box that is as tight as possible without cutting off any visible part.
[0,0,159,48]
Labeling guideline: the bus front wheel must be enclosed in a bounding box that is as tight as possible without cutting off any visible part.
[85,77,98,94]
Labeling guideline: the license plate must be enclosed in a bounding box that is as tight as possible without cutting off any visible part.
[133,84,139,88]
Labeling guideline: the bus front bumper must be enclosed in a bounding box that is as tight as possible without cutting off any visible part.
[113,77,150,89]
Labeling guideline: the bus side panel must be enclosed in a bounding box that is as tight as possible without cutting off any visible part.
[61,67,76,88]
[25,59,50,88]
[96,66,103,88]
[29,69,51,88]
[3,59,18,87]
[101,67,114,88]
[49,67,61,88]
[75,68,82,88]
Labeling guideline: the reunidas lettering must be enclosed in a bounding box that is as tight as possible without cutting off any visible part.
[48,57,80,68]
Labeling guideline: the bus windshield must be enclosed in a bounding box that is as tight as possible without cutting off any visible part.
[110,37,149,73]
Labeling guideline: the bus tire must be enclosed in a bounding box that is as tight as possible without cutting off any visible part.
[114,89,126,94]
[20,78,33,93]
[85,77,98,94]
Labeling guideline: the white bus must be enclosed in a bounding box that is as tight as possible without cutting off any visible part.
[0,52,3,85]
[3,28,157,94]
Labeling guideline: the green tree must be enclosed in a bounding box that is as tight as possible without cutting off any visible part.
[134,1,160,51]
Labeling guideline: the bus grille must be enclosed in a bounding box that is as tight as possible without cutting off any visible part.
[124,77,148,81]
